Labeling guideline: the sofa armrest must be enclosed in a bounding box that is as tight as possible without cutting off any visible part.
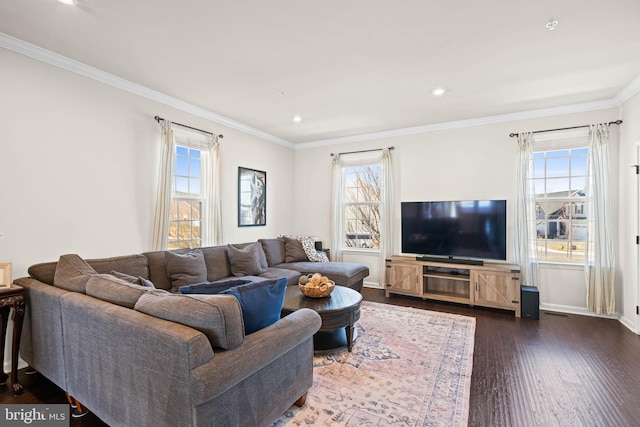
[14,277,69,391]
[190,308,321,405]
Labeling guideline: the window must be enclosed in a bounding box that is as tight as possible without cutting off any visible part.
[169,145,203,249]
[343,163,381,249]
[532,147,589,262]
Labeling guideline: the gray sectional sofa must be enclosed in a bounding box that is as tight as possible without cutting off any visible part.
[14,237,369,427]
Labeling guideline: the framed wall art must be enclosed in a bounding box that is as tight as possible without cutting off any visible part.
[238,167,266,226]
[0,263,12,288]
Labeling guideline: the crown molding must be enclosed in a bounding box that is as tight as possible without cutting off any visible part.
[612,74,640,106]
[3,32,639,151]
[0,32,294,149]
[296,98,619,149]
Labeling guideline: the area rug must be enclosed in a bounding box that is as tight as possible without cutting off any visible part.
[271,301,475,426]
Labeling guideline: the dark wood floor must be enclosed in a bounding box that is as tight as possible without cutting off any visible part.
[2,288,640,426]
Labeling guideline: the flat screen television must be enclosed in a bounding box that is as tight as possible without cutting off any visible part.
[401,200,507,263]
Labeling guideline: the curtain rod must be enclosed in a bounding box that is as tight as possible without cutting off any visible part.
[330,146,394,157]
[154,115,223,138]
[509,120,622,138]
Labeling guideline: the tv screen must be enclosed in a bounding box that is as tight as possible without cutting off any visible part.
[401,200,507,261]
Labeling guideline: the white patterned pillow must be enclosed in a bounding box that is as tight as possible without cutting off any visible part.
[278,235,329,262]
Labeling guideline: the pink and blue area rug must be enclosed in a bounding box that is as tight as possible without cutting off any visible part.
[273,301,475,426]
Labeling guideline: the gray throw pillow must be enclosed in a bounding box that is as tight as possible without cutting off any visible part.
[259,238,286,266]
[53,254,98,293]
[227,243,266,277]
[110,270,155,288]
[283,237,309,263]
[165,249,207,293]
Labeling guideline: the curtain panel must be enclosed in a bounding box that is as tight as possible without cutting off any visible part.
[585,123,615,315]
[152,122,175,250]
[514,132,539,287]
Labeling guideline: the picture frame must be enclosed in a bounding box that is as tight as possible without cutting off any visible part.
[0,263,12,288]
[238,167,266,226]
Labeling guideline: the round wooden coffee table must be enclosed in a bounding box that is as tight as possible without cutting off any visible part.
[281,285,362,352]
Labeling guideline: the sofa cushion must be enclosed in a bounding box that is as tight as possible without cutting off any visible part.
[221,278,287,334]
[165,249,207,293]
[86,254,150,278]
[134,290,244,350]
[86,274,155,308]
[276,261,369,289]
[259,238,286,266]
[258,267,302,286]
[53,254,98,293]
[283,237,309,263]
[178,278,252,295]
[227,243,266,277]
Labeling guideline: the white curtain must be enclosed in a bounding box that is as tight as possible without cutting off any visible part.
[152,121,175,250]
[330,154,344,261]
[585,123,615,315]
[380,148,395,286]
[514,132,539,287]
[201,136,222,246]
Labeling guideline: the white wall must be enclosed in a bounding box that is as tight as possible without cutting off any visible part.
[293,109,622,311]
[619,91,640,332]
[0,47,295,281]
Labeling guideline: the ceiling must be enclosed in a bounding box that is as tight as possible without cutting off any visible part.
[1,0,639,145]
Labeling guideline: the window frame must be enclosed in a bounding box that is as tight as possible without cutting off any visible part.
[341,162,382,251]
[531,133,590,264]
[168,144,204,249]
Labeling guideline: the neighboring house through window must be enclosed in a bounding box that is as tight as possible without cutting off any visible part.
[169,145,203,249]
[532,143,589,262]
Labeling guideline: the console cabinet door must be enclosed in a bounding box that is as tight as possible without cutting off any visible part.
[386,263,421,297]
[472,270,520,311]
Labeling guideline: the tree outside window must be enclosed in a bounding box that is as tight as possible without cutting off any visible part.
[343,164,381,249]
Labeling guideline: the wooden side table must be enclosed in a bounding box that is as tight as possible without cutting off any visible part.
[0,285,25,395]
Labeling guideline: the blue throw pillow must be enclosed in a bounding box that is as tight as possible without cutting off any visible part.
[178,278,252,294]
[221,278,287,334]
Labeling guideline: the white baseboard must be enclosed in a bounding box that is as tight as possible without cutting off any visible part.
[363,281,384,289]
[2,357,28,375]
[540,303,619,319]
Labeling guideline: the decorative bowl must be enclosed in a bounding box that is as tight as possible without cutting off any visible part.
[299,278,335,298]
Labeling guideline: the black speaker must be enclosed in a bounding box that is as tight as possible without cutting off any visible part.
[314,241,323,251]
[521,286,540,319]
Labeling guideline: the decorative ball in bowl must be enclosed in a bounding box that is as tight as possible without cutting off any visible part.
[298,273,335,298]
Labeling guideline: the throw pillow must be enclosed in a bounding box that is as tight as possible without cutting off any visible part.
[298,236,329,262]
[165,249,207,293]
[259,238,286,266]
[227,243,266,277]
[179,278,252,294]
[53,254,98,293]
[221,277,287,334]
[282,237,309,263]
[110,270,155,288]
[134,290,244,350]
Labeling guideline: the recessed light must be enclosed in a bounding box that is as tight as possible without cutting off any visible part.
[58,0,75,4]
[432,88,446,96]
[545,20,559,30]
[292,115,302,123]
